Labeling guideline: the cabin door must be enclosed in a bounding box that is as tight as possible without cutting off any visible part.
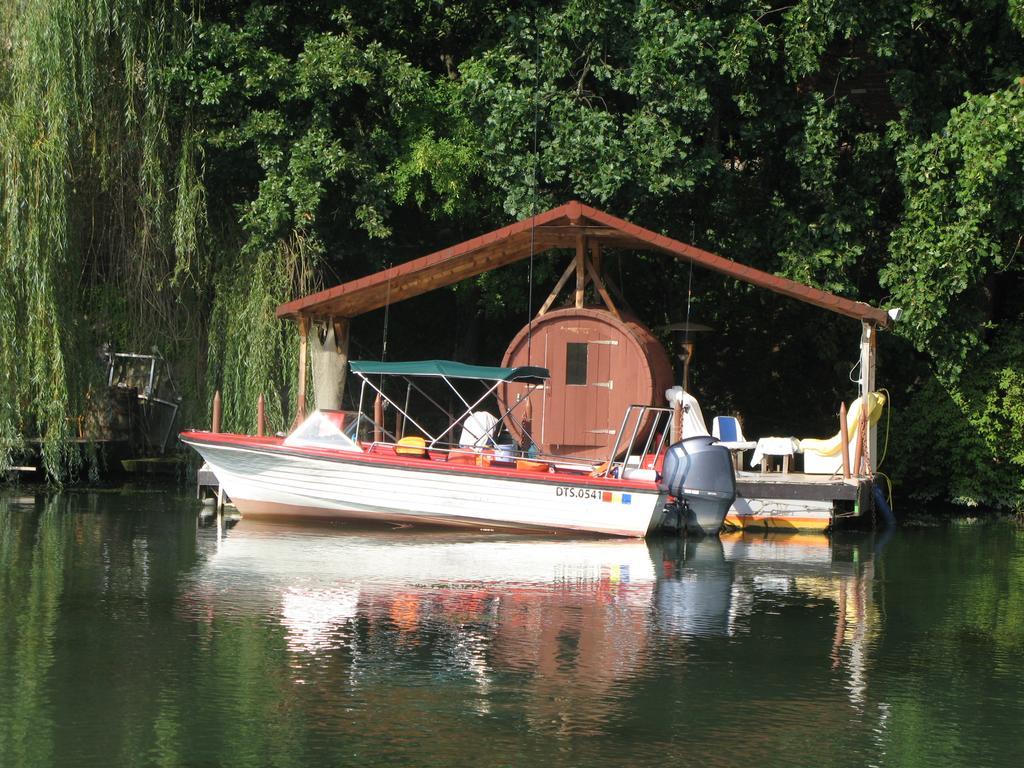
[542,326,614,454]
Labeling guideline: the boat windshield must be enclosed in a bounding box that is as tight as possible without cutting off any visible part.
[284,410,363,452]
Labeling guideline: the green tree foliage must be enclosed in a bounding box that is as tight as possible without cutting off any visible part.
[883,82,1024,372]
[883,81,1024,507]
[1,1,1022,506]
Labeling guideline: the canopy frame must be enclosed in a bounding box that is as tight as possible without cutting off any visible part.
[351,365,545,451]
[348,359,549,384]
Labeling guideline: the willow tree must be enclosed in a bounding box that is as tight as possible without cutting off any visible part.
[0,0,206,478]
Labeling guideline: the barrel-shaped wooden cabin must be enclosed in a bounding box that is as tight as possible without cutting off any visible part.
[501,308,673,460]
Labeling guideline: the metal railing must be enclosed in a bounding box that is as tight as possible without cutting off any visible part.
[600,405,673,479]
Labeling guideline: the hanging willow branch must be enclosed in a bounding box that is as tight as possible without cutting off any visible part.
[0,0,206,479]
[205,232,320,436]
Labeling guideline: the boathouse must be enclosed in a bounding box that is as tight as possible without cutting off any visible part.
[277,201,889,453]
[275,201,895,528]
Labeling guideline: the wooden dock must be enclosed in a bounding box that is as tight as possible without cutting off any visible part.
[727,470,873,532]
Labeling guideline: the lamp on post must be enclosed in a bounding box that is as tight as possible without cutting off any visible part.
[661,322,713,392]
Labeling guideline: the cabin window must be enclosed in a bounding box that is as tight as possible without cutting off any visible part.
[565,342,588,385]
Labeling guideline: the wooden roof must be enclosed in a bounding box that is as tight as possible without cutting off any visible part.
[276,201,891,327]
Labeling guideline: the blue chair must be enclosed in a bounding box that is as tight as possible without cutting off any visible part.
[712,416,756,470]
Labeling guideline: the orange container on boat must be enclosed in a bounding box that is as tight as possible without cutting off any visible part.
[515,459,548,473]
[396,436,427,457]
[446,449,494,467]
[446,450,477,465]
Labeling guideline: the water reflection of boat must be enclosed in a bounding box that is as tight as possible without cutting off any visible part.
[185,521,881,723]
[186,521,657,648]
[650,538,737,637]
[183,520,660,733]
[198,521,657,589]
[650,533,879,647]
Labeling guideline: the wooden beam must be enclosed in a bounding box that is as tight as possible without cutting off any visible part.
[325,239,564,318]
[575,235,586,308]
[578,204,892,326]
[583,253,621,319]
[538,259,578,316]
[602,271,635,316]
[735,478,861,502]
[211,390,222,433]
[839,401,851,480]
[859,321,878,473]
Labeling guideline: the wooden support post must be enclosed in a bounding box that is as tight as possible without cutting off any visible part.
[602,271,636,316]
[839,401,851,480]
[295,316,310,428]
[671,398,682,445]
[211,390,222,434]
[859,321,877,472]
[860,403,871,476]
[522,394,533,447]
[853,404,868,477]
[256,393,265,437]
[538,259,578,316]
[682,341,695,392]
[373,393,383,444]
[575,235,586,308]
[583,248,621,319]
[311,317,351,411]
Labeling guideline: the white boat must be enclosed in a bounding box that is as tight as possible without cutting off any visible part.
[181,360,736,537]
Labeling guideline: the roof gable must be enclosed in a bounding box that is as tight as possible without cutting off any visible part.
[276,201,889,327]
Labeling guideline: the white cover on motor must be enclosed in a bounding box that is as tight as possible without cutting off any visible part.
[664,386,710,437]
[459,411,499,448]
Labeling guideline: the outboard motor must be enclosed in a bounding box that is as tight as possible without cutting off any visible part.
[658,435,736,535]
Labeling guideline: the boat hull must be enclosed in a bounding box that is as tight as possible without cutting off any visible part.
[182,434,672,537]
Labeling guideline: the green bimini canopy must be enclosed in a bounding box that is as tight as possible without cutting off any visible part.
[349,359,549,384]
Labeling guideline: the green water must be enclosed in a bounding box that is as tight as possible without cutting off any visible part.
[1,491,1022,767]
